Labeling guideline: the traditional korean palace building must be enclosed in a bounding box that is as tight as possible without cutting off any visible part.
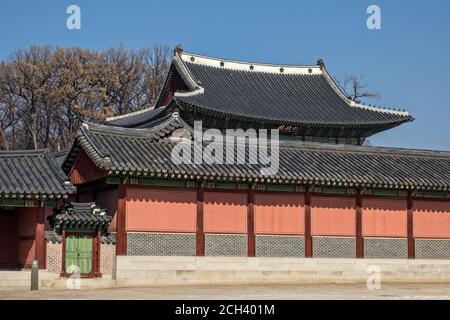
[1,47,450,281]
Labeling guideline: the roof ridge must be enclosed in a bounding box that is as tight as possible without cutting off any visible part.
[83,121,165,138]
[151,134,450,159]
[0,149,49,155]
[106,106,156,121]
[179,51,323,76]
[181,51,319,69]
[277,140,450,158]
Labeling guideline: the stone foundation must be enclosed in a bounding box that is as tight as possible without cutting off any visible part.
[114,256,450,286]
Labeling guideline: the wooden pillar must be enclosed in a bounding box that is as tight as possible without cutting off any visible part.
[356,190,364,258]
[116,182,127,255]
[407,193,415,259]
[35,205,46,269]
[61,229,66,274]
[93,229,101,277]
[304,190,312,257]
[196,188,205,256]
[247,189,255,257]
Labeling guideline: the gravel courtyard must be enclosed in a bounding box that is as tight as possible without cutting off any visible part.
[1,283,450,300]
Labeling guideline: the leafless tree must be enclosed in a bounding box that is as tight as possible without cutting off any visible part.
[342,74,381,102]
[0,44,171,151]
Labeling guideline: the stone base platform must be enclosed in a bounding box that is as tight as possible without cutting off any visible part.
[114,256,450,287]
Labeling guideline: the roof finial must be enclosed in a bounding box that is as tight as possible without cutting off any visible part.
[174,44,183,56]
[316,58,325,69]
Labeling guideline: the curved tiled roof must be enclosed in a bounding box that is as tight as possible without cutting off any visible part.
[106,106,169,128]
[49,202,111,232]
[106,49,414,132]
[65,121,450,192]
[0,149,76,199]
[63,114,193,173]
[175,52,413,127]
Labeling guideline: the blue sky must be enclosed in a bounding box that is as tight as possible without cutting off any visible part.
[0,0,449,150]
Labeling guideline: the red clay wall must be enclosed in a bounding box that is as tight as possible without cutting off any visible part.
[126,188,197,232]
[203,192,247,233]
[311,196,356,236]
[254,194,305,235]
[413,200,450,238]
[113,185,450,257]
[362,198,407,237]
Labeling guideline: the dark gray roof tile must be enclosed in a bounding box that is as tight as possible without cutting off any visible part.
[0,149,76,199]
[65,120,450,191]
[106,51,414,132]
[49,202,111,232]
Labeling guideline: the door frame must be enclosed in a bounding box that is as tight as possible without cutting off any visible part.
[61,230,101,278]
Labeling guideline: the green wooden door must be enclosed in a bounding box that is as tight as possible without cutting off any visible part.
[65,235,93,274]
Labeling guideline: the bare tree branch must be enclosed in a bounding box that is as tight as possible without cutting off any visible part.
[336,74,381,103]
[0,44,171,151]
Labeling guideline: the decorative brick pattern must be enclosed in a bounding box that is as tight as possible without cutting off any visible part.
[313,236,356,258]
[416,239,450,259]
[100,243,116,275]
[205,234,247,256]
[46,241,62,273]
[364,237,407,259]
[255,235,304,257]
[127,233,196,256]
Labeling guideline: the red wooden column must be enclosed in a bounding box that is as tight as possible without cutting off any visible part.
[116,182,127,255]
[247,189,255,257]
[196,188,205,256]
[93,229,101,277]
[61,229,66,274]
[407,193,415,259]
[35,205,46,269]
[356,190,364,258]
[304,190,312,257]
